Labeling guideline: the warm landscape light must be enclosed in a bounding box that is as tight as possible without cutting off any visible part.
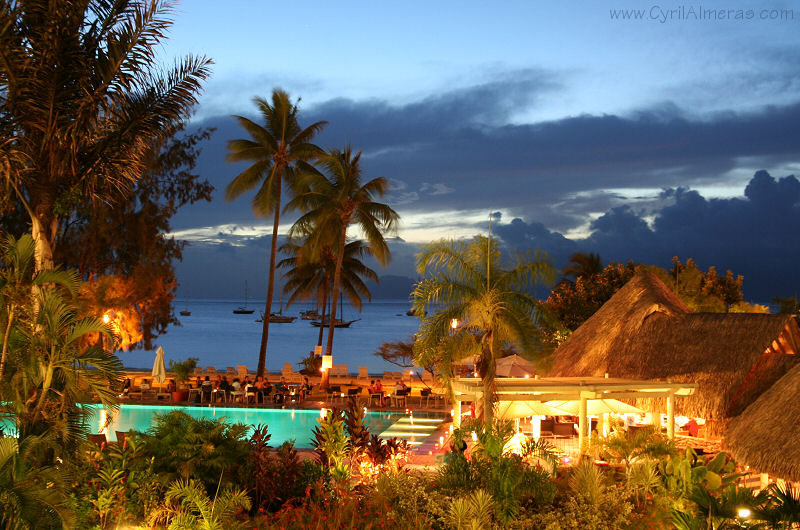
[450,318,459,329]
[103,313,111,324]
[738,508,751,518]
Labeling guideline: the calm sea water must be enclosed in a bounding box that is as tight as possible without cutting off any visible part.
[119,298,419,375]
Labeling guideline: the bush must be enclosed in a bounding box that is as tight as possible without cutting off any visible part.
[375,471,450,528]
[521,486,635,530]
[130,409,250,493]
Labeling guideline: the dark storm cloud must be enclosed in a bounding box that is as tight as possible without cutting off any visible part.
[173,70,800,235]
[494,171,800,302]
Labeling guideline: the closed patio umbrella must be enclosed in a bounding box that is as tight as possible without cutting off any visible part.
[495,354,536,377]
[152,346,167,391]
[545,399,644,415]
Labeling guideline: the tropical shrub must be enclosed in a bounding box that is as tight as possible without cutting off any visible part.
[520,486,635,530]
[244,425,307,513]
[130,409,250,493]
[374,470,449,528]
[148,478,250,530]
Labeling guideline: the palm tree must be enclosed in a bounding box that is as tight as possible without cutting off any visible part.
[225,89,327,377]
[0,1,211,272]
[411,236,554,426]
[288,146,399,389]
[279,238,379,347]
[562,252,603,282]
[0,233,122,462]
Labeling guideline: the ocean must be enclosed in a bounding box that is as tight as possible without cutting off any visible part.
[119,298,420,375]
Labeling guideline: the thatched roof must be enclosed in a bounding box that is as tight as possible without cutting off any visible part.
[549,271,800,423]
[725,362,800,482]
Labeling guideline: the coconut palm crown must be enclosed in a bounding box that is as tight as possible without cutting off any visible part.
[225,89,327,377]
[288,146,399,389]
[411,236,555,425]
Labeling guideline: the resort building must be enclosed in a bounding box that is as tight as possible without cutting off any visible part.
[547,271,799,478]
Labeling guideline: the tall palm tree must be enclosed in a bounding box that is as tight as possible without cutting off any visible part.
[279,238,379,347]
[411,236,555,426]
[288,146,399,389]
[562,251,603,282]
[0,0,211,272]
[225,89,327,377]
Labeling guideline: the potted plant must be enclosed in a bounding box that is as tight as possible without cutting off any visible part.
[169,357,199,402]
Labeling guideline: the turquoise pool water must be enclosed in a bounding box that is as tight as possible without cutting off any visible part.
[85,404,432,448]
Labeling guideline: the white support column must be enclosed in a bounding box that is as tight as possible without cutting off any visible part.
[453,400,462,428]
[666,393,675,439]
[578,396,588,456]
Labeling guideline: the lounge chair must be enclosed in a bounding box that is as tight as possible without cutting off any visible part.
[419,388,432,407]
[236,365,248,379]
[357,366,369,381]
[206,366,217,374]
[226,366,236,375]
[339,364,349,378]
[391,388,408,408]
[327,385,342,402]
[87,433,107,449]
[393,371,403,381]
[282,363,301,383]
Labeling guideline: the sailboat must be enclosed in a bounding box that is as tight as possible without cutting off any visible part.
[179,289,191,316]
[310,293,359,328]
[233,280,255,314]
[268,276,296,322]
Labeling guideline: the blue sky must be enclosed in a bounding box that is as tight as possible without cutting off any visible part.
[163,1,800,301]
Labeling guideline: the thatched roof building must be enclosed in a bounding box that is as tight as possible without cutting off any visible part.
[549,271,800,432]
[725,362,800,482]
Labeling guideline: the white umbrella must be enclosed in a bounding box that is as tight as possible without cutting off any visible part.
[545,399,644,415]
[152,346,167,391]
[495,354,536,377]
[495,400,567,420]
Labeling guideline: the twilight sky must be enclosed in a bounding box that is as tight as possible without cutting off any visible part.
[163,1,800,302]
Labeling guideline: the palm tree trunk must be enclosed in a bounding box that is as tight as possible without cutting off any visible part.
[317,288,328,346]
[31,208,56,273]
[0,306,15,380]
[482,332,496,427]
[321,226,347,391]
[256,182,282,378]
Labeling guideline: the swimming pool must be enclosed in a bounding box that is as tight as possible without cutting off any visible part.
[86,404,443,448]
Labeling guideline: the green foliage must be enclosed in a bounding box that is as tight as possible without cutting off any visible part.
[287,145,400,388]
[522,486,635,530]
[412,236,555,424]
[243,425,306,513]
[149,478,250,530]
[169,357,199,386]
[259,491,393,529]
[54,126,215,350]
[0,435,72,529]
[0,233,123,460]
[447,489,495,530]
[226,88,327,377]
[131,410,250,493]
[311,408,351,489]
[437,421,557,524]
[374,471,449,529]
[344,399,371,465]
[568,460,609,506]
[603,425,676,471]
[658,448,740,499]
[0,0,211,274]
[543,261,639,331]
